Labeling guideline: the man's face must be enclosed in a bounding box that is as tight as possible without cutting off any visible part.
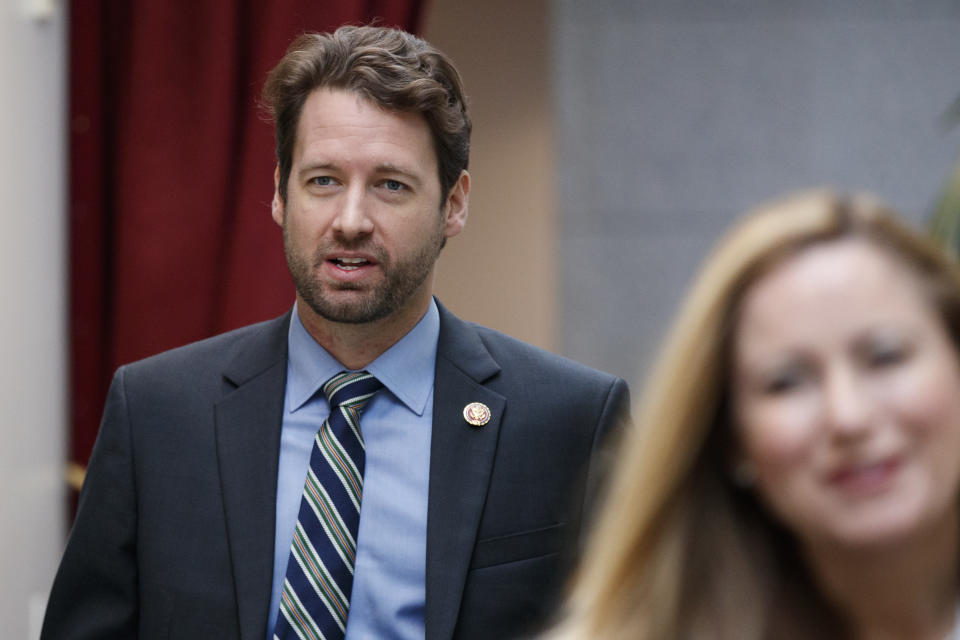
[273,88,468,326]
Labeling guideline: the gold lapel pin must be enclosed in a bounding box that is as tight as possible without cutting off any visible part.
[463,402,491,427]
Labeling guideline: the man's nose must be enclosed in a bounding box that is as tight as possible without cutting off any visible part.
[332,186,374,240]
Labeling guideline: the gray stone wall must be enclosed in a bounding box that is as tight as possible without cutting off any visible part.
[552,0,960,385]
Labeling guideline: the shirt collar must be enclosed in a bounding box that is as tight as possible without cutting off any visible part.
[286,299,439,416]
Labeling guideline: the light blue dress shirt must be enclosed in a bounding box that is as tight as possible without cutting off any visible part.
[266,301,438,639]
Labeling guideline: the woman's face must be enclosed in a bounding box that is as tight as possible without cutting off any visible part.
[732,238,960,549]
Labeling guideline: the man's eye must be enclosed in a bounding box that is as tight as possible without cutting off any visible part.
[311,176,335,186]
[383,179,405,192]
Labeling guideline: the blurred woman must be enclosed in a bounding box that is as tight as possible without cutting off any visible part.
[549,191,960,639]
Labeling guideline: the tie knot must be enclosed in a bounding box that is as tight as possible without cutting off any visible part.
[322,370,384,412]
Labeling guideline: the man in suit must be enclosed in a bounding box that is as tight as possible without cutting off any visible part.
[42,25,630,640]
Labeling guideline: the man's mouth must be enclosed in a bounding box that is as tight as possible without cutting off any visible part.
[331,257,371,271]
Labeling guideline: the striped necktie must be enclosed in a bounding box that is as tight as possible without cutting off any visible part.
[274,371,383,640]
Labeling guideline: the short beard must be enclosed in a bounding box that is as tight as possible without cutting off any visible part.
[283,214,446,324]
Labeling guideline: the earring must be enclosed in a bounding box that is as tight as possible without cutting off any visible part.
[732,460,757,489]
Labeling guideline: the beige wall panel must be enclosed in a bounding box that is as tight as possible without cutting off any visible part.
[1,3,67,638]
[424,0,557,351]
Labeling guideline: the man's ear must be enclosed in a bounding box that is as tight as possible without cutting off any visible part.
[271,166,284,226]
[443,170,470,238]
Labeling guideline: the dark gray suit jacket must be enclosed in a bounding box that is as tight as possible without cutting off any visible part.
[42,301,630,639]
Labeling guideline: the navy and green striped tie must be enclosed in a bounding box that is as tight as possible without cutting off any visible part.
[274,371,383,640]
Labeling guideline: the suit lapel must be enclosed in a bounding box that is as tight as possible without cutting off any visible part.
[214,314,290,640]
[425,302,503,640]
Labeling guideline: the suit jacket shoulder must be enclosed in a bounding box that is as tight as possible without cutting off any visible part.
[119,312,291,397]
[435,302,627,454]
[471,320,621,390]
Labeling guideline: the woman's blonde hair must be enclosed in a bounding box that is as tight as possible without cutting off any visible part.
[549,189,960,639]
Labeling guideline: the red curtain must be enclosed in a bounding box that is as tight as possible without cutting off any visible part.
[69,1,423,490]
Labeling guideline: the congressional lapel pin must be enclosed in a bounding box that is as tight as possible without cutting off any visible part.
[463,402,491,427]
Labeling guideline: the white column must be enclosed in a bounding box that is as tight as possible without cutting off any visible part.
[0,1,68,639]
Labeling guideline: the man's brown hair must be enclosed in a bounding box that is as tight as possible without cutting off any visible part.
[262,25,471,205]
